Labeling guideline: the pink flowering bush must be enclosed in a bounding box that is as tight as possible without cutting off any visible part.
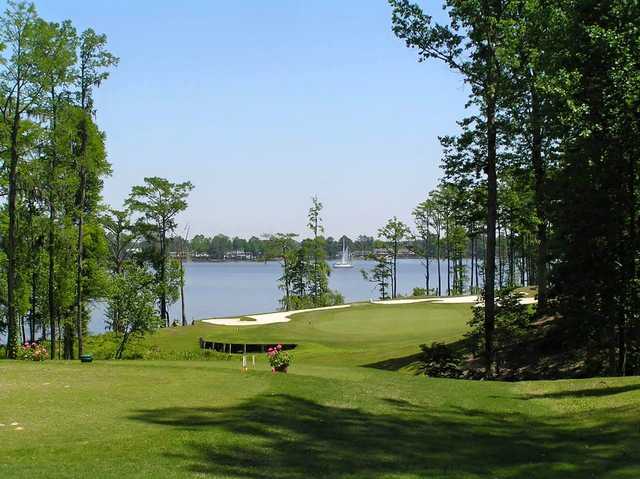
[17,342,48,361]
[266,344,292,372]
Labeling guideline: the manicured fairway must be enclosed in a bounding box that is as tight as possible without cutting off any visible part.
[145,302,472,367]
[2,302,639,478]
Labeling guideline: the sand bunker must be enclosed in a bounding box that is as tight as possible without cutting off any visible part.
[202,304,351,327]
[371,298,434,305]
[202,295,537,327]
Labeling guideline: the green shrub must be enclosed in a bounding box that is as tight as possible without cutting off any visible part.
[417,342,463,378]
[412,287,427,297]
[466,287,532,371]
[287,289,344,311]
[85,333,120,359]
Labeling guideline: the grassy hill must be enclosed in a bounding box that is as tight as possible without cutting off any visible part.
[2,302,640,478]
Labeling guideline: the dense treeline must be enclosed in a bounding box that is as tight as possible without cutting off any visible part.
[0,1,117,359]
[390,0,640,376]
[0,2,193,359]
[178,233,379,260]
[176,230,490,265]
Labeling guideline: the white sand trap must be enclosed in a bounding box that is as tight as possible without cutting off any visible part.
[371,298,434,305]
[372,296,479,305]
[202,304,351,327]
[432,295,538,305]
[374,295,538,305]
[430,295,480,304]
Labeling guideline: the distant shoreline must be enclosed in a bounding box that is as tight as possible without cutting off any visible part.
[180,255,421,264]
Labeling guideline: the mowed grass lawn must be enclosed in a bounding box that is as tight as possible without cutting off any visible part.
[2,302,640,478]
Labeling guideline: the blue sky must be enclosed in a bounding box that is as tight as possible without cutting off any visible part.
[35,0,469,238]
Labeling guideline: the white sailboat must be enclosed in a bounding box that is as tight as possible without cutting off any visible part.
[333,238,353,268]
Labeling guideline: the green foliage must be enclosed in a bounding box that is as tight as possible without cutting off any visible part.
[127,177,194,235]
[306,196,330,304]
[272,198,342,311]
[418,342,462,378]
[77,27,119,110]
[378,217,410,298]
[101,208,139,276]
[106,263,162,359]
[546,1,640,375]
[362,253,392,300]
[467,287,532,372]
[390,0,640,377]
[286,289,344,311]
[412,287,427,297]
[0,1,118,358]
[126,177,194,324]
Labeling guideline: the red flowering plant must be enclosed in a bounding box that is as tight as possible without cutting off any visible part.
[17,342,48,361]
[266,344,292,372]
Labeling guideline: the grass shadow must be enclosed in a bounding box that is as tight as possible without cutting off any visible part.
[363,339,468,373]
[129,393,639,478]
[523,382,640,400]
[361,352,423,372]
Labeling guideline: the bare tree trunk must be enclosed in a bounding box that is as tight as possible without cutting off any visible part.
[21,317,26,346]
[283,247,291,312]
[484,91,498,377]
[57,312,62,360]
[115,330,130,359]
[7,95,21,358]
[30,266,37,343]
[617,141,638,376]
[75,168,87,357]
[446,221,451,296]
[520,235,526,286]
[531,88,548,309]
[180,258,186,326]
[48,87,58,359]
[436,230,442,296]
[64,321,74,360]
[508,228,515,286]
[392,240,398,298]
[475,234,480,291]
[160,223,168,326]
[498,224,503,288]
[424,236,430,293]
[470,235,475,293]
[48,204,56,358]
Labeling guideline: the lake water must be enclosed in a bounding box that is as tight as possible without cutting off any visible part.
[89,258,477,334]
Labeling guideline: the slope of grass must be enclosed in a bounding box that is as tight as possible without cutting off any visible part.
[3,301,640,478]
